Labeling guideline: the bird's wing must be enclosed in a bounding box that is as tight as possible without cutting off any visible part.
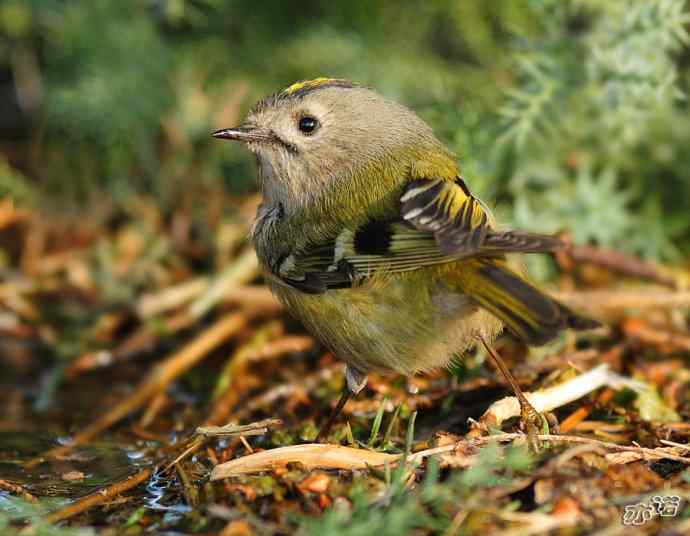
[400,177,489,255]
[272,241,355,294]
[275,177,563,293]
[400,177,563,256]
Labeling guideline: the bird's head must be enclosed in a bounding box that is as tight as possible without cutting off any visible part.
[214,78,451,213]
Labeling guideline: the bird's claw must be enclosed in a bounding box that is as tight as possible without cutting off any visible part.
[519,403,549,453]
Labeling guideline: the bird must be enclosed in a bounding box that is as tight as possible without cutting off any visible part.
[213,78,600,443]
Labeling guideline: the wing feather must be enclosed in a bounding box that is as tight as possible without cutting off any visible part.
[274,177,565,293]
[401,178,489,255]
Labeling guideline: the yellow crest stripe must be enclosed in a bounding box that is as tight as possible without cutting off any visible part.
[252,78,360,112]
[283,78,341,95]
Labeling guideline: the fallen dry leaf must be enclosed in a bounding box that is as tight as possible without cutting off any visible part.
[211,444,398,479]
[297,472,331,494]
[61,471,85,481]
[220,519,254,536]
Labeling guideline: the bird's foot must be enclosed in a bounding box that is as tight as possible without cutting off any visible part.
[315,365,367,443]
[519,402,551,453]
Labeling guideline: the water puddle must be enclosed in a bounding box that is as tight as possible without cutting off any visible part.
[0,431,150,498]
[0,430,198,529]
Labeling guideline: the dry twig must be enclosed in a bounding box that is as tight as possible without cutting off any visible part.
[560,243,685,289]
[43,468,152,523]
[0,479,36,502]
[197,418,283,438]
[552,289,690,312]
[210,432,690,478]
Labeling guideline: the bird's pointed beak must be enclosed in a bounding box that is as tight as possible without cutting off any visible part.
[212,126,272,143]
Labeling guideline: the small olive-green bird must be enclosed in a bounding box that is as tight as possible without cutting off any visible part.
[214,78,599,438]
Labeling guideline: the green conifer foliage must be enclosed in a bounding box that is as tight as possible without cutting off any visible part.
[1,0,689,259]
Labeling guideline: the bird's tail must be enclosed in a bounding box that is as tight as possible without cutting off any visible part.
[460,260,600,345]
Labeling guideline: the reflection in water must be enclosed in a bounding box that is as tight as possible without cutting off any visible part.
[1,431,195,529]
[0,431,150,498]
[145,468,192,526]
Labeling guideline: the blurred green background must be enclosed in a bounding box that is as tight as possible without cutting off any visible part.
[2,0,690,262]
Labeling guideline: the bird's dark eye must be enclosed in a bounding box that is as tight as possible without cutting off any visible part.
[298,116,319,134]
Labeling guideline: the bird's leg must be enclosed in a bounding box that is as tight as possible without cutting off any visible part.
[316,365,367,443]
[315,389,351,443]
[477,335,545,451]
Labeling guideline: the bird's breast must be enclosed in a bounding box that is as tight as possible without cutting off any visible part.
[267,267,501,375]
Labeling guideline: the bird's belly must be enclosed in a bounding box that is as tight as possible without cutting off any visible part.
[271,272,503,375]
